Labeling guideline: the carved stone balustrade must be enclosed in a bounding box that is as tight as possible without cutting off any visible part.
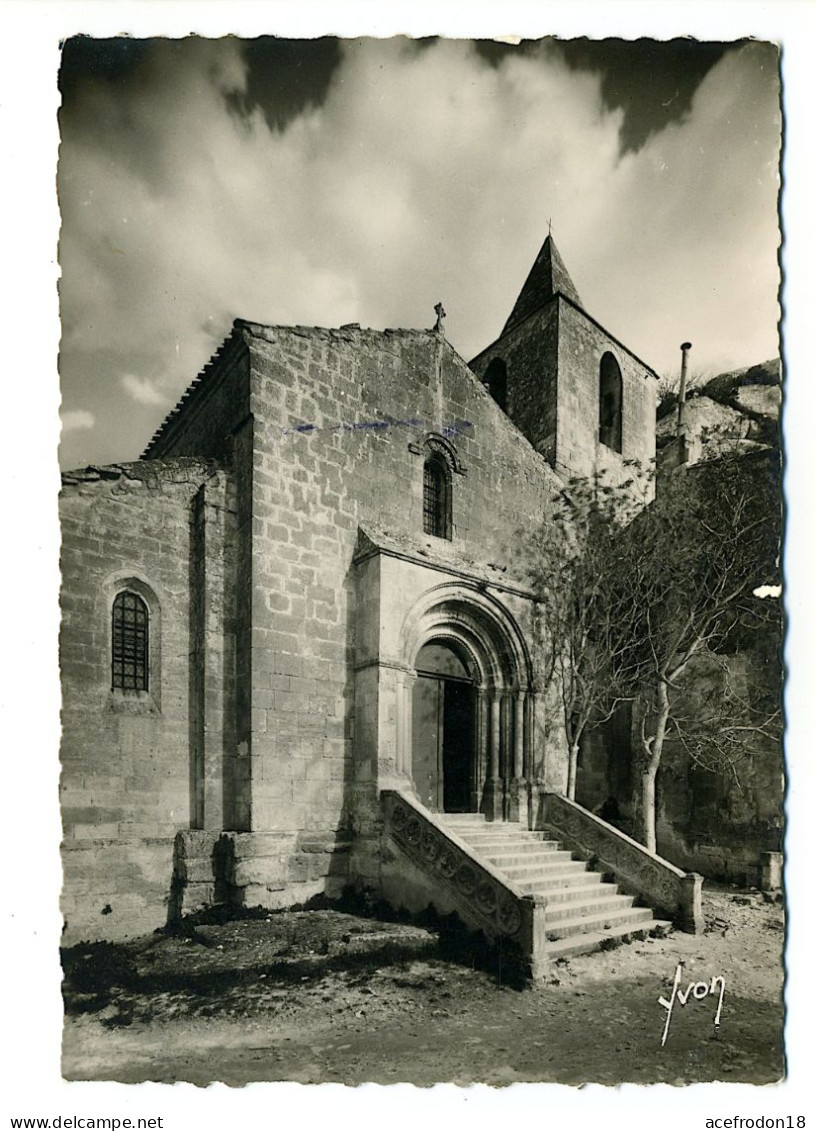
[540,793,704,933]
[381,790,549,978]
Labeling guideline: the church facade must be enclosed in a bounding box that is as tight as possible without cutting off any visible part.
[59,237,664,949]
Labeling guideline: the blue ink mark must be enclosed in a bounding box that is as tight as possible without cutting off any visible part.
[441,420,473,437]
[281,417,473,438]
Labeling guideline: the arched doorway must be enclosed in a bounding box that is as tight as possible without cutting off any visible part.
[395,585,536,821]
[411,641,476,813]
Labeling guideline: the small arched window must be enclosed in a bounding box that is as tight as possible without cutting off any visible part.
[423,454,451,539]
[112,590,149,691]
[599,352,623,453]
[483,357,508,413]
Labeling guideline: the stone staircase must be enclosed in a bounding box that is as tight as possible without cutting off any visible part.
[442,813,672,958]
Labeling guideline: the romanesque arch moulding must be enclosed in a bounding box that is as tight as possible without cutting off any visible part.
[408,432,468,477]
[394,582,536,822]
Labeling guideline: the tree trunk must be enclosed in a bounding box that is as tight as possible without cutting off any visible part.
[638,680,670,854]
[567,742,580,801]
[639,763,659,853]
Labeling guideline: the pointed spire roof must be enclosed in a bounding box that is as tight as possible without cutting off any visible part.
[502,235,583,335]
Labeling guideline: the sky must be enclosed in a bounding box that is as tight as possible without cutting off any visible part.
[57,35,782,470]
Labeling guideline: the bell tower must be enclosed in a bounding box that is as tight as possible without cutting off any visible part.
[469,234,658,493]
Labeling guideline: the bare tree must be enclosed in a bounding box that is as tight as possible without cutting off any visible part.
[529,464,650,800]
[533,450,780,851]
[607,449,781,851]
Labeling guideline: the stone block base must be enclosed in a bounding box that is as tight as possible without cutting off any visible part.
[172,827,352,920]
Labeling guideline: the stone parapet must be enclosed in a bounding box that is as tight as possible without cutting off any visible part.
[381,790,549,978]
[539,792,704,934]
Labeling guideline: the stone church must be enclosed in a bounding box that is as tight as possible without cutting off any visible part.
[61,235,707,972]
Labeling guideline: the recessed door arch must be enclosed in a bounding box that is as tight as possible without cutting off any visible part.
[412,639,477,813]
[398,584,535,821]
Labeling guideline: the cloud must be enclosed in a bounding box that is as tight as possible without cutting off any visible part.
[57,37,780,469]
[121,374,167,406]
[60,409,95,433]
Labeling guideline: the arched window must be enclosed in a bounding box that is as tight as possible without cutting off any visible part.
[599,352,623,453]
[423,454,451,539]
[483,357,508,413]
[111,590,149,691]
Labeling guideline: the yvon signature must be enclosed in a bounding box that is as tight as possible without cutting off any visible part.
[659,961,725,1046]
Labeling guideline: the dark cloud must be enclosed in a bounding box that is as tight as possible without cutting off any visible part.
[60,36,759,158]
[474,37,754,155]
[60,35,344,137]
[59,36,152,102]
[556,38,754,153]
[226,37,342,131]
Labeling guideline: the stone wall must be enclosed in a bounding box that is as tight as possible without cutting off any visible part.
[470,298,657,498]
[144,332,250,463]
[147,331,254,830]
[649,366,783,880]
[469,302,560,464]
[656,395,776,474]
[655,650,783,885]
[575,650,783,886]
[655,359,781,476]
[111,320,567,913]
[557,301,656,489]
[62,314,600,927]
[59,458,232,941]
[239,321,563,849]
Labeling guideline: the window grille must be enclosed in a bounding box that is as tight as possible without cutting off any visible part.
[423,456,450,539]
[112,591,149,691]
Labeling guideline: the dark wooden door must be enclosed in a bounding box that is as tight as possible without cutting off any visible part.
[442,681,474,813]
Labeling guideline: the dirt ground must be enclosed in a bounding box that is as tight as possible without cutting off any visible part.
[61,885,784,1087]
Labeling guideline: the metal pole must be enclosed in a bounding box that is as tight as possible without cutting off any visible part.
[677,341,692,436]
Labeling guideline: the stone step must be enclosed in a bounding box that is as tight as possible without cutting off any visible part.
[457,824,545,837]
[535,880,614,904]
[460,831,562,846]
[456,837,568,855]
[545,893,635,924]
[545,905,654,941]
[439,813,667,961]
[513,869,609,891]
[546,919,673,959]
[477,850,572,868]
[474,849,572,866]
[484,850,583,873]
[501,869,593,890]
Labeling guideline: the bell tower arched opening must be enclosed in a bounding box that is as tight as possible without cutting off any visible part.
[483,357,508,413]
[599,351,623,453]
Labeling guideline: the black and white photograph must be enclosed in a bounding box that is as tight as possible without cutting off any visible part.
[2,1,813,1122]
